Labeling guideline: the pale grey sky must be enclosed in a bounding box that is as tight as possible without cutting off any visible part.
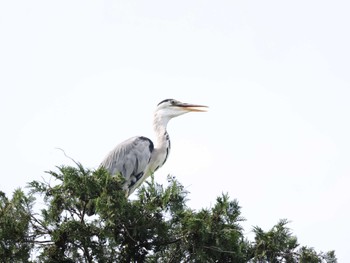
[1,1,349,261]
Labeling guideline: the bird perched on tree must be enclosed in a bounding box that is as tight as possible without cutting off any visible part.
[100,99,208,197]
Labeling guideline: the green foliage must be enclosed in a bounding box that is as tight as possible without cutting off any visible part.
[251,219,299,262]
[0,189,34,262]
[250,220,337,263]
[0,163,338,262]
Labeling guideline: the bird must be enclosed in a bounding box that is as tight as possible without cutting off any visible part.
[100,99,208,197]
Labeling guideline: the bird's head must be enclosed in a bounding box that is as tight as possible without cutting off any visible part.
[155,99,208,120]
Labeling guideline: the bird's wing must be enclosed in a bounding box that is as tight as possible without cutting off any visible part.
[100,136,154,189]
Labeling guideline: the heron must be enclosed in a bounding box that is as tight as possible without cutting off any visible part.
[100,99,208,197]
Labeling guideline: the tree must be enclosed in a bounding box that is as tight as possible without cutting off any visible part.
[0,189,34,262]
[0,163,337,262]
[250,219,337,263]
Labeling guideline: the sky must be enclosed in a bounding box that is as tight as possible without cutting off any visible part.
[1,0,349,261]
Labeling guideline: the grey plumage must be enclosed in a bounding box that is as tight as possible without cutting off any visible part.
[100,99,207,197]
[100,136,154,195]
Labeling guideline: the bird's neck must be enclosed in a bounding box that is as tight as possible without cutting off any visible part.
[153,114,171,150]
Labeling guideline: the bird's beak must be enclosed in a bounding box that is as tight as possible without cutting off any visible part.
[175,102,208,112]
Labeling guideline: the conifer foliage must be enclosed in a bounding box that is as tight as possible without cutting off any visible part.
[0,164,337,262]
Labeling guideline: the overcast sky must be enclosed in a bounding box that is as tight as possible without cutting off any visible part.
[1,1,349,261]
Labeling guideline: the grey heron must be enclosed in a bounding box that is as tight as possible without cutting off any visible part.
[100,99,208,197]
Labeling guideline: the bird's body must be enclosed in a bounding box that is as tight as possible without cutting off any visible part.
[100,99,207,197]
